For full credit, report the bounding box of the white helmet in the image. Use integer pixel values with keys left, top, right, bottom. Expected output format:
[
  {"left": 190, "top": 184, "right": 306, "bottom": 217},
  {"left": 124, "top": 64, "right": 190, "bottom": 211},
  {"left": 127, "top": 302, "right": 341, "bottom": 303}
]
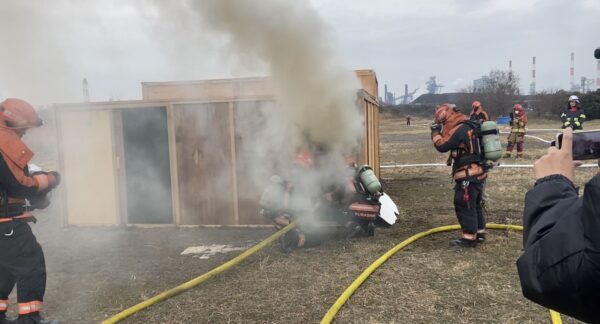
[{"left": 568, "top": 95, "right": 579, "bottom": 102}]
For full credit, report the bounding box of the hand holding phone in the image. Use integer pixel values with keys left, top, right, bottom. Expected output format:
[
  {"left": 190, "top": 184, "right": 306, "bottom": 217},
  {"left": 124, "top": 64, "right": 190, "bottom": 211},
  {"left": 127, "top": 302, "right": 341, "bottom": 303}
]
[
  {"left": 557, "top": 129, "right": 600, "bottom": 160},
  {"left": 535, "top": 128, "right": 576, "bottom": 181}
]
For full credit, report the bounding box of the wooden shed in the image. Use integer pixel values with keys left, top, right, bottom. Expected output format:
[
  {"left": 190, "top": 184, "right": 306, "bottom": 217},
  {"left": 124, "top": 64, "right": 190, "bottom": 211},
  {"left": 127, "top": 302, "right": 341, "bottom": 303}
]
[{"left": 54, "top": 70, "right": 379, "bottom": 226}]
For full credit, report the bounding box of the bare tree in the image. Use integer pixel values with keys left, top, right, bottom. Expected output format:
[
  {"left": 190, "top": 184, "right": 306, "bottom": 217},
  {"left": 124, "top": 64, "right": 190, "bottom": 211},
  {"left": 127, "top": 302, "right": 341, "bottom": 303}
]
[{"left": 461, "top": 70, "right": 520, "bottom": 117}]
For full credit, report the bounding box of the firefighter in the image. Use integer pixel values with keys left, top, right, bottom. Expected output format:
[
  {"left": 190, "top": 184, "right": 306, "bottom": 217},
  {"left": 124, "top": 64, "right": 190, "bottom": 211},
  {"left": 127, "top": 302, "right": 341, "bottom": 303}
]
[
  {"left": 560, "top": 95, "right": 586, "bottom": 130},
  {"left": 469, "top": 101, "right": 489, "bottom": 124},
  {"left": 431, "top": 104, "right": 488, "bottom": 247},
  {"left": 504, "top": 104, "right": 527, "bottom": 158},
  {"left": 0, "top": 99, "right": 60, "bottom": 324},
  {"left": 517, "top": 127, "right": 600, "bottom": 323}
]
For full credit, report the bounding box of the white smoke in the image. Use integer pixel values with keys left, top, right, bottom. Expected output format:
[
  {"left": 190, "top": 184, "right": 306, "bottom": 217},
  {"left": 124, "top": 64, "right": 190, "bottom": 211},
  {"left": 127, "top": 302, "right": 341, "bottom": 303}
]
[{"left": 190, "top": 0, "right": 363, "bottom": 153}]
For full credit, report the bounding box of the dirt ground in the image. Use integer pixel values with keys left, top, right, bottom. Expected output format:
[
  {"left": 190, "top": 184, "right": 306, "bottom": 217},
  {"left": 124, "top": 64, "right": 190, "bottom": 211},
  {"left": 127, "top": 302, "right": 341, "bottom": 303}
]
[{"left": 6, "top": 112, "right": 598, "bottom": 323}]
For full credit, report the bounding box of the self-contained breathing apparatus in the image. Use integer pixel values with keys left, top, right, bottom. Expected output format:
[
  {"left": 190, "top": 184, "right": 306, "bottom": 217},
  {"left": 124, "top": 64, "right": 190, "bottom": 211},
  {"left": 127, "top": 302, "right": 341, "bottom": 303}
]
[{"left": 259, "top": 162, "right": 397, "bottom": 251}]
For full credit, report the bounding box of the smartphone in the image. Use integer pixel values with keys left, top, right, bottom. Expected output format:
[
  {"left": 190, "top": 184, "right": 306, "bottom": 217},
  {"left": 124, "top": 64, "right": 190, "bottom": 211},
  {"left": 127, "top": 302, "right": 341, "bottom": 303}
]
[{"left": 557, "top": 130, "right": 600, "bottom": 160}]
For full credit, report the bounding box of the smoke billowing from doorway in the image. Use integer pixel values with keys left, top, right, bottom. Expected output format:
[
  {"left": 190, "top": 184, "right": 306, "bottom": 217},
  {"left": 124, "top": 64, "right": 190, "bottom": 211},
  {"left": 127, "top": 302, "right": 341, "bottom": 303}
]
[{"left": 189, "top": 0, "right": 363, "bottom": 153}]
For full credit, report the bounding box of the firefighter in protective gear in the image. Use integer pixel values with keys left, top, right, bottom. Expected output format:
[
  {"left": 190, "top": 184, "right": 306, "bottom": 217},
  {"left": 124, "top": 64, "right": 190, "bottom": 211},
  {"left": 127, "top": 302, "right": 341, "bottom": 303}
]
[
  {"left": 504, "top": 104, "right": 527, "bottom": 158},
  {"left": 469, "top": 101, "right": 489, "bottom": 124},
  {"left": 560, "top": 95, "right": 586, "bottom": 130},
  {"left": 0, "top": 99, "right": 60, "bottom": 324},
  {"left": 431, "top": 104, "right": 488, "bottom": 247}
]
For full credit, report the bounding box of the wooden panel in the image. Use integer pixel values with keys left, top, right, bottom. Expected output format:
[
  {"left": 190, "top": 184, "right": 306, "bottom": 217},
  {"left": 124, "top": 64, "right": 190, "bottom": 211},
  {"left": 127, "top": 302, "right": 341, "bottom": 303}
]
[
  {"left": 233, "top": 101, "right": 276, "bottom": 224},
  {"left": 59, "top": 110, "right": 119, "bottom": 225},
  {"left": 174, "top": 103, "right": 235, "bottom": 225}
]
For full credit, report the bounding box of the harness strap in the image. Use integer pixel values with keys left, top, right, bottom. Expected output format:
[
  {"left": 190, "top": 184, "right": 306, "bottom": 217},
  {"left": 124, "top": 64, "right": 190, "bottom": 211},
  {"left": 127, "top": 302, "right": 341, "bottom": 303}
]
[{"left": 0, "top": 212, "right": 35, "bottom": 223}]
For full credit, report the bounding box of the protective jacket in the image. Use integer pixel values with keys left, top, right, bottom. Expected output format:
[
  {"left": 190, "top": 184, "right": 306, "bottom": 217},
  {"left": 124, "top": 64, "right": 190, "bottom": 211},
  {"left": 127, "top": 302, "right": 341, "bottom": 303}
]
[
  {"left": 517, "top": 174, "right": 600, "bottom": 323},
  {"left": 0, "top": 126, "right": 51, "bottom": 214},
  {"left": 560, "top": 103, "right": 586, "bottom": 130},
  {"left": 432, "top": 121, "right": 487, "bottom": 182},
  {"left": 510, "top": 114, "right": 527, "bottom": 134},
  {"left": 469, "top": 107, "right": 489, "bottom": 124}
]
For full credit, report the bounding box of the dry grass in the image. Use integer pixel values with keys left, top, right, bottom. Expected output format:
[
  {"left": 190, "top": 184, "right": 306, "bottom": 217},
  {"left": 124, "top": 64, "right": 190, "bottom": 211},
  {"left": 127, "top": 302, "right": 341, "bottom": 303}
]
[{"left": 117, "top": 113, "right": 592, "bottom": 323}]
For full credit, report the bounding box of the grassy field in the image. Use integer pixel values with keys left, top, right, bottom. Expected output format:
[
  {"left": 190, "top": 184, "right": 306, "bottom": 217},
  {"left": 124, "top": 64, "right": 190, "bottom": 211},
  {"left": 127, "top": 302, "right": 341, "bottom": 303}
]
[{"left": 33, "top": 112, "right": 598, "bottom": 323}]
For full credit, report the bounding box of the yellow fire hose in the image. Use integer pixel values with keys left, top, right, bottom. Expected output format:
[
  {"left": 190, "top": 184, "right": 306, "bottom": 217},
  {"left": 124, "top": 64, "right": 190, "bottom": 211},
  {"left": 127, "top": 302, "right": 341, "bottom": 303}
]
[
  {"left": 321, "top": 223, "right": 563, "bottom": 324},
  {"left": 101, "top": 220, "right": 298, "bottom": 324}
]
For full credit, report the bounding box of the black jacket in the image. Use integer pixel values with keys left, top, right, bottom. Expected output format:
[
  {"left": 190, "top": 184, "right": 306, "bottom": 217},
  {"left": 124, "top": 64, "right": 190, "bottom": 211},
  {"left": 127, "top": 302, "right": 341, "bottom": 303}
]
[
  {"left": 560, "top": 103, "right": 586, "bottom": 130},
  {"left": 517, "top": 174, "right": 600, "bottom": 323}
]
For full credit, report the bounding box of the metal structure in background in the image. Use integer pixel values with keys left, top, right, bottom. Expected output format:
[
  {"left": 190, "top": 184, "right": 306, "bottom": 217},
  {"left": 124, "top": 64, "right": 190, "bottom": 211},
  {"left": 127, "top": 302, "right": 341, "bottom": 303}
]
[
  {"left": 382, "top": 83, "right": 418, "bottom": 106},
  {"left": 426, "top": 76, "right": 443, "bottom": 95},
  {"left": 529, "top": 56, "right": 536, "bottom": 95},
  {"left": 82, "top": 78, "right": 90, "bottom": 102}
]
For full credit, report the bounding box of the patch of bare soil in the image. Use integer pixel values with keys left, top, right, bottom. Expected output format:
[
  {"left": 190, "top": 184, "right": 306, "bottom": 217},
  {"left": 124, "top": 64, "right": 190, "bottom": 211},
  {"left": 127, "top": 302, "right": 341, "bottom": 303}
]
[{"left": 14, "top": 112, "right": 593, "bottom": 323}]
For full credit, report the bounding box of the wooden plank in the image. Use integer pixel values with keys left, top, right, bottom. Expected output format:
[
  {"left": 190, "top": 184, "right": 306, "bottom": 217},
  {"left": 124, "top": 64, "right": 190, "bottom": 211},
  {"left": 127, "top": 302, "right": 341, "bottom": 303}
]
[
  {"left": 166, "top": 104, "right": 181, "bottom": 225},
  {"left": 174, "top": 103, "right": 235, "bottom": 225},
  {"left": 232, "top": 101, "right": 275, "bottom": 225},
  {"left": 59, "top": 110, "right": 119, "bottom": 225},
  {"left": 112, "top": 110, "right": 127, "bottom": 225},
  {"left": 228, "top": 101, "right": 240, "bottom": 225}
]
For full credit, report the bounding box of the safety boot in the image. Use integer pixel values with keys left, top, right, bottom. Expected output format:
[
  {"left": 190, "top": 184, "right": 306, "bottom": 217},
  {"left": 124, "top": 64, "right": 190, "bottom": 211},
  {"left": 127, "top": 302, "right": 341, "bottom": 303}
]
[
  {"left": 503, "top": 152, "right": 512, "bottom": 158},
  {"left": 17, "top": 313, "right": 59, "bottom": 324},
  {"left": 516, "top": 153, "right": 524, "bottom": 159},
  {"left": 476, "top": 232, "right": 486, "bottom": 243},
  {"left": 450, "top": 238, "right": 477, "bottom": 248},
  {"left": 0, "top": 313, "right": 16, "bottom": 324}
]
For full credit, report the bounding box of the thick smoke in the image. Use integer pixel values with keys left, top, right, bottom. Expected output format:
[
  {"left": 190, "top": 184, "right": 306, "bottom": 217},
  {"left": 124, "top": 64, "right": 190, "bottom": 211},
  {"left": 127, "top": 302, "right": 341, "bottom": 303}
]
[{"left": 190, "top": 0, "right": 363, "bottom": 153}]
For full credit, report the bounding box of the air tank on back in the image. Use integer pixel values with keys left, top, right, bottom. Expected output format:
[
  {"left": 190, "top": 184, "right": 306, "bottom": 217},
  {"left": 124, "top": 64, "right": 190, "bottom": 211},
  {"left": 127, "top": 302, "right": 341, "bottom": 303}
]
[
  {"left": 481, "top": 121, "right": 502, "bottom": 161},
  {"left": 358, "top": 165, "right": 381, "bottom": 194}
]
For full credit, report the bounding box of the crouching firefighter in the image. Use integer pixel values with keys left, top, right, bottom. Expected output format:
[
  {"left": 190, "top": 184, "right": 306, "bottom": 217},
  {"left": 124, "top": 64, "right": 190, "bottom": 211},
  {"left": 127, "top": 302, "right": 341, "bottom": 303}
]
[
  {"left": 0, "top": 99, "right": 60, "bottom": 324},
  {"left": 431, "top": 104, "right": 489, "bottom": 247},
  {"left": 259, "top": 150, "right": 322, "bottom": 252}
]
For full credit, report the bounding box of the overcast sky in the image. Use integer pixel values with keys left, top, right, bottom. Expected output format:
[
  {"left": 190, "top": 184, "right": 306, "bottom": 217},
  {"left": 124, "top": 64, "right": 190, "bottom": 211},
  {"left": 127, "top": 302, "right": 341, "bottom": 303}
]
[{"left": 0, "top": 0, "right": 598, "bottom": 104}]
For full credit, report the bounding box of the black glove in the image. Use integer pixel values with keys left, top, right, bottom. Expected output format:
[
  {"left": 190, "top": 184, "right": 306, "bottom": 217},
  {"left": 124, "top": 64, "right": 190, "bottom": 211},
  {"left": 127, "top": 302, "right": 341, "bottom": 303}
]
[
  {"left": 430, "top": 123, "right": 442, "bottom": 133},
  {"left": 48, "top": 171, "right": 61, "bottom": 187},
  {"left": 29, "top": 193, "right": 51, "bottom": 210}
]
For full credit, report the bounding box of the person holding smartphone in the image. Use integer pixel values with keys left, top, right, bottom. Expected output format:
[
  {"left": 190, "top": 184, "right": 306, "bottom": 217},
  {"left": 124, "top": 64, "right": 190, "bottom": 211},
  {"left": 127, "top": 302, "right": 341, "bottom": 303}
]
[
  {"left": 560, "top": 95, "right": 586, "bottom": 130},
  {"left": 517, "top": 127, "right": 600, "bottom": 323}
]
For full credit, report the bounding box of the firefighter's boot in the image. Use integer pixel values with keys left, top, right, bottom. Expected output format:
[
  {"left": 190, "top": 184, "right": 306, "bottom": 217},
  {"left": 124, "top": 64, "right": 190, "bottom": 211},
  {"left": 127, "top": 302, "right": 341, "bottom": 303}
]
[
  {"left": 0, "top": 313, "right": 16, "bottom": 324},
  {"left": 476, "top": 232, "right": 486, "bottom": 243},
  {"left": 450, "top": 238, "right": 477, "bottom": 248},
  {"left": 17, "top": 313, "right": 59, "bottom": 324}
]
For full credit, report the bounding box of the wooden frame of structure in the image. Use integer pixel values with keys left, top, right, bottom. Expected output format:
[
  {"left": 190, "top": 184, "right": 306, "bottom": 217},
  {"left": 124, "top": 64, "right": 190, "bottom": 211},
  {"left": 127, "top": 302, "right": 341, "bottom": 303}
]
[{"left": 54, "top": 71, "right": 380, "bottom": 226}]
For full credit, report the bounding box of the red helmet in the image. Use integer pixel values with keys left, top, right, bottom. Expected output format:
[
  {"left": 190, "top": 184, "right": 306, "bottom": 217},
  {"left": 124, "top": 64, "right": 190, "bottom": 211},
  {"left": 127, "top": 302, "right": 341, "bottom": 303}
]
[
  {"left": 294, "top": 150, "right": 313, "bottom": 169},
  {"left": 0, "top": 98, "right": 42, "bottom": 129},
  {"left": 513, "top": 103, "right": 523, "bottom": 111},
  {"left": 434, "top": 103, "right": 457, "bottom": 123},
  {"left": 472, "top": 101, "right": 481, "bottom": 108}
]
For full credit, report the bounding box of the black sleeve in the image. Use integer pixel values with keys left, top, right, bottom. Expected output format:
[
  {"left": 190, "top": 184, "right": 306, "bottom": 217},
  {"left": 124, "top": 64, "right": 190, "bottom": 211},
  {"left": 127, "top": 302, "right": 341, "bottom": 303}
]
[
  {"left": 582, "top": 174, "right": 600, "bottom": 252},
  {"left": 434, "top": 125, "right": 467, "bottom": 153},
  {"left": 517, "top": 174, "right": 600, "bottom": 323},
  {"left": 0, "top": 155, "right": 40, "bottom": 199}
]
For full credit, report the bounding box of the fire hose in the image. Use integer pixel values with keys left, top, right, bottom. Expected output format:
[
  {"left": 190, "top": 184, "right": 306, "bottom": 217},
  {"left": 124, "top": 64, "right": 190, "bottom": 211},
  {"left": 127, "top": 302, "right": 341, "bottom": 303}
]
[
  {"left": 320, "top": 224, "right": 563, "bottom": 324},
  {"left": 101, "top": 220, "right": 298, "bottom": 324}
]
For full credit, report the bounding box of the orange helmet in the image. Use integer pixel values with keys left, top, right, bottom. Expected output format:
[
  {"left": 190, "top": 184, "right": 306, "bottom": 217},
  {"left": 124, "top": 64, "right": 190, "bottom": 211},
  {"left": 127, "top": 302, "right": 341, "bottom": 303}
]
[
  {"left": 294, "top": 150, "right": 313, "bottom": 169},
  {"left": 0, "top": 98, "right": 42, "bottom": 129},
  {"left": 434, "top": 103, "right": 457, "bottom": 123}
]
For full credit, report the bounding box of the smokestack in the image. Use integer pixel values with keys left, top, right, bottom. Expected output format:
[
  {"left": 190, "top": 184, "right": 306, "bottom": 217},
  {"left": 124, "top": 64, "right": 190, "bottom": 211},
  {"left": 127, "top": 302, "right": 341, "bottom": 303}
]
[
  {"left": 509, "top": 60, "right": 513, "bottom": 81},
  {"left": 82, "top": 78, "right": 89, "bottom": 102},
  {"left": 570, "top": 52, "right": 575, "bottom": 89},
  {"left": 597, "top": 59, "right": 600, "bottom": 91},
  {"left": 384, "top": 84, "right": 388, "bottom": 105},
  {"left": 404, "top": 84, "right": 408, "bottom": 104},
  {"left": 530, "top": 56, "right": 536, "bottom": 95}
]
